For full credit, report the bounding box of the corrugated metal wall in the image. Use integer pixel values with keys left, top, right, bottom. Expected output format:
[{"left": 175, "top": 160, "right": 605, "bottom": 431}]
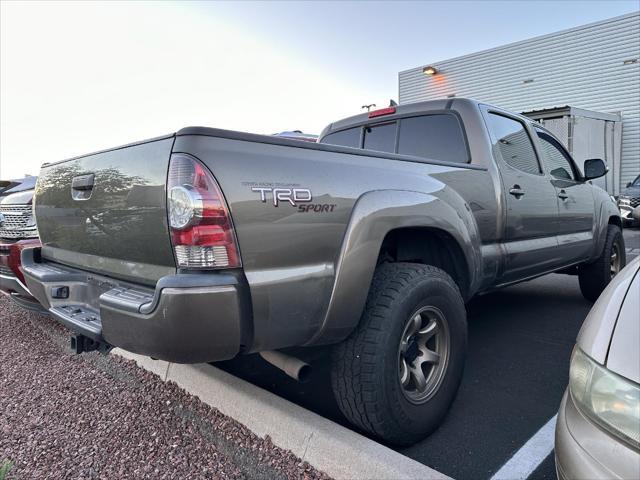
[{"left": 398, "top": 12, "right": 640, "bottom": 189}]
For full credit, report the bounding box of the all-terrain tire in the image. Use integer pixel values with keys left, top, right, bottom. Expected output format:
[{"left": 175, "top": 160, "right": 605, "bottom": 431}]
[
  {"left": 331, "top": 262, "right": 467, "bottom": 446},
  {"left": 578, "top": 224, "right": 626, "bottom": 302}
]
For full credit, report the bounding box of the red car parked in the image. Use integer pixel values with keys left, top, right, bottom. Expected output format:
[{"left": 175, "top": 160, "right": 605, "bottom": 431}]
[{"left": 0, "top": 176, "right": 44, "bottom": 312}]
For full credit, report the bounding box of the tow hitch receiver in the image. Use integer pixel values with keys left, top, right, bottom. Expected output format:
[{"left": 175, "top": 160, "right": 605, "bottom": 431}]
[{"left": 70, "top": 334, "right": 112, "bottom": 355}]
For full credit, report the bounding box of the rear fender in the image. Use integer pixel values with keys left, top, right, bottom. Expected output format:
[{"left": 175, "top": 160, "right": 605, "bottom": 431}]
[{"left": 305, "top": 188, "right": 481, "bottom": 345}]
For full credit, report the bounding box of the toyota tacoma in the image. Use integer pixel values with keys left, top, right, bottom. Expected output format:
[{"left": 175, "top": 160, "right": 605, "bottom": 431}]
[{"left": 23, "top": 98, "right": 624, "bottom": 445}]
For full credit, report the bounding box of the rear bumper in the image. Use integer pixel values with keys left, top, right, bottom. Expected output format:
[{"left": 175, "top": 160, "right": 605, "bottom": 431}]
[{"left": 22, "top": 248, "right": 248, "bottom": 363}]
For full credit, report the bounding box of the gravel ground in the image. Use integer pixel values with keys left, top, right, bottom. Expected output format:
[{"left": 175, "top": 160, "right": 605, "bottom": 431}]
[{"left": 0, "top": 295, "right": 331, "bottom": 480}]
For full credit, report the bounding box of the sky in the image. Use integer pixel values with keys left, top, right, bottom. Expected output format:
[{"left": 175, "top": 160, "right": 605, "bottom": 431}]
[{"left": 1, "top": 0, "right": 638, "bottom": 179}]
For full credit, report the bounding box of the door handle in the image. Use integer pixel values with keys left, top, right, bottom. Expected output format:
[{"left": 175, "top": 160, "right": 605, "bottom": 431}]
[
  {"left": 71, "top": 174, "right": 95, "bottom": 200},
  {"left": 71, "top": 174, "right": 95, "bottom": 191},
  {"left": 558, "top": 190, "right": 569, "bottom": 200},
  {"left": 509, "top": 185, "right": 525, "bottom": 198}
]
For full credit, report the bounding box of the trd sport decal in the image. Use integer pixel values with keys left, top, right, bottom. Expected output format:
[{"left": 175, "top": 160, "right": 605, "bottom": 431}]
[{"left": 245, "top": 184, "right": 336, "bottom": 212}]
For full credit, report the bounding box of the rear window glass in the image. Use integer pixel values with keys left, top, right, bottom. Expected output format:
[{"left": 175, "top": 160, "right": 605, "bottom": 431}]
[
  {"left": 322, "top": 127, "right": 361, "bottom": 148},
  {"left": 398, "top": 115, "right": 468, "bottom": 163},
  {"left": 363, "top": 122, "right": 397, "bottom": 153}
]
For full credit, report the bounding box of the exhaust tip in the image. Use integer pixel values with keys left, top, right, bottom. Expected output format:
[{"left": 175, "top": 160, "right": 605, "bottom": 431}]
[
  {"left": 260, "top": 350, "right": 312, "bottom": 383},
  {"left": 297, "top": 364, "right": 312, "bottom": 383}
]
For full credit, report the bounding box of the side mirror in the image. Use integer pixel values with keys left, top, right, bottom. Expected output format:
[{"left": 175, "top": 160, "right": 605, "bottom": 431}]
[
  {"left": 584, "top": 158, "right": 607, "bottom": 180},
  {"left": 626, "top": 182, "right": 632, "bottom": 188}
]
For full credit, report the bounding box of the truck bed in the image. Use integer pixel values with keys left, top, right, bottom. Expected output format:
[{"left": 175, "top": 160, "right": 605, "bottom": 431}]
[{"left": 32, "top": 125, "right": 495, "bottom": 354}]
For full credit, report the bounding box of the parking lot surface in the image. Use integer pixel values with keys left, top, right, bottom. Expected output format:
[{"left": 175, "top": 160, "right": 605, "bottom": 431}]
[
  {"left": 0, "top": 296, "right": 330, "bottom": 480},
  {"left": 219, "top": 228, "right": 640, "bottom": 480},
  {"left": 2, "top": 229, "right": 636, "bottom": 479}
]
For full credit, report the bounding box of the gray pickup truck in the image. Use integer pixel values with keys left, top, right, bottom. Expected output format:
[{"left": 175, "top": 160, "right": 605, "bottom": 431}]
[{"left": 23, "top": 98, "right": 623, "bottom": 445}]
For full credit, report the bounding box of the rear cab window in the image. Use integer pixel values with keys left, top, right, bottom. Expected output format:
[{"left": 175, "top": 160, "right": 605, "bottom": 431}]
[
  {"left": 321, "top": 113, "right": 469, "bottom": 164},
  {"left": 321, "top": 127, "right": 361, "bottom": 148},
  {"left": 363, "top": 122, "right": 397, "bottom": 153},
  {"left": 398, "top": 115, "right": 468, "bottom": 163}
]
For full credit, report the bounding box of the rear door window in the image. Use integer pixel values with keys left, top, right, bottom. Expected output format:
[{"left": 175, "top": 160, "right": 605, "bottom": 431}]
[
  {"left": 322, "top": 127, "right": 361, "bottom": 148},
  {"left": 363, "top": 122, "right": 397, "bottom": 153},
  {"left": 398, "top": 115, "right": 468, "bottom": 163},
  {"left": 487, "top": 113, "right": 541, "bottom": 175}
]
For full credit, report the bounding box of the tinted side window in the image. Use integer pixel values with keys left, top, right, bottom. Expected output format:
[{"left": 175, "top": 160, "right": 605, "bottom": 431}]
[
  {"left": 536, "top": 130, "right": 576, "bottom": 180},
  {"left": 398, "top": 115, "right": 468, "bottom": 163},
  {"left": 487, "top": 113, "right": 540, "bottom": 175},
  {"left": 363, "top": 122, "right": 396, "bottom": 153},
  {"left": 322, "top": 127, "right": 361, "bottom": 148}
]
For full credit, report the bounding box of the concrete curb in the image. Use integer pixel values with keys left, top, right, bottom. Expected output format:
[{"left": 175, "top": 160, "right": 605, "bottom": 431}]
[{"left": 112, "top": 348, "right": 450, "bottom": 480}]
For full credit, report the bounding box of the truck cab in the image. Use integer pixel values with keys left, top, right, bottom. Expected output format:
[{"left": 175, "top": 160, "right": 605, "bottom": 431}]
[{"left": 319, "top": 99, "right": 620, "bottom": 292}]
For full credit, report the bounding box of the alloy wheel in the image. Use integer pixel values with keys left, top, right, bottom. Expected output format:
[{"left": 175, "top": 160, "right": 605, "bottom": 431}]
[
  {"left": 610, "top": 242, "right": 622, "bottom": 278},
  {"left": 398, "top": 306, "right": 450, "bottom": 404}
]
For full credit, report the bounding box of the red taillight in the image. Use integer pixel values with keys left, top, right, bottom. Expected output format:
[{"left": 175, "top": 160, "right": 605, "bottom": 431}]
[
  {"left": 368, "top": 107, "right": 396, "bottom": 118},
  {"left": 167, "top": 154, "right": 240, "bottom": 269}
]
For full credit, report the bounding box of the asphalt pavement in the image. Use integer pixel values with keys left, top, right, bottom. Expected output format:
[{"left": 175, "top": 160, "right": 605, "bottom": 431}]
[{"left": 218, "top": 228, "right": 640, "bottom": 480}]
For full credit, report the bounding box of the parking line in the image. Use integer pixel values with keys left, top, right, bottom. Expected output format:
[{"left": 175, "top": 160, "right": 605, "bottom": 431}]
[{"left": 490, "top": 415, "right": 557, "bottom": 480}]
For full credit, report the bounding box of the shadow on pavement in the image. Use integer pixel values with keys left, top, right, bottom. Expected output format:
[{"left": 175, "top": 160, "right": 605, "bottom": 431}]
[{"left": 216, "top": 273, "right": 593, "bottom": 480}]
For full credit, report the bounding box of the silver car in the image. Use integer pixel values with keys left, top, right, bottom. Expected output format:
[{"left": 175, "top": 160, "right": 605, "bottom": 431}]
[{"left": 556, "top": 256, "right": 640, "bottom": 479}]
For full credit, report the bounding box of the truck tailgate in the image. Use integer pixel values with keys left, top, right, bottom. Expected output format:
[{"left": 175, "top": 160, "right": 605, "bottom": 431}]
[{"left": 34, "top": 136, "right": 176, "bottom": 285}]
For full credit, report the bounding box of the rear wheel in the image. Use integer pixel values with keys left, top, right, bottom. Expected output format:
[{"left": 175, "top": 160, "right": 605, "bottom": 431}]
[
  {"left": 578, "top": 224, "right": 626, "bottom": 302},
  {"left": 331, "top": 262, "right": 467, "bottom": 446}
]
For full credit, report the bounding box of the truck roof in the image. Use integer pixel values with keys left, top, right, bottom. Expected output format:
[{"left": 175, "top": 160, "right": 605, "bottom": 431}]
[
  {"left": 320, "top": 97, "right": 534, "bottom": 138},
  {"left": 322, "top": 98, "right": 471, "bottom": 134}
]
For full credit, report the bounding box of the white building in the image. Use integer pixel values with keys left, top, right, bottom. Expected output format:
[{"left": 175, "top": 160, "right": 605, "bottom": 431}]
[{"left": 399, "top": 12, "right": 639, "bottom": 194}]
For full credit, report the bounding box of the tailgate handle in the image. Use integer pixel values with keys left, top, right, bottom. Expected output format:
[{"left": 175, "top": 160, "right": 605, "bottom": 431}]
[{"left": 72, "top": 174, "right": 95, "bottom": 191}]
